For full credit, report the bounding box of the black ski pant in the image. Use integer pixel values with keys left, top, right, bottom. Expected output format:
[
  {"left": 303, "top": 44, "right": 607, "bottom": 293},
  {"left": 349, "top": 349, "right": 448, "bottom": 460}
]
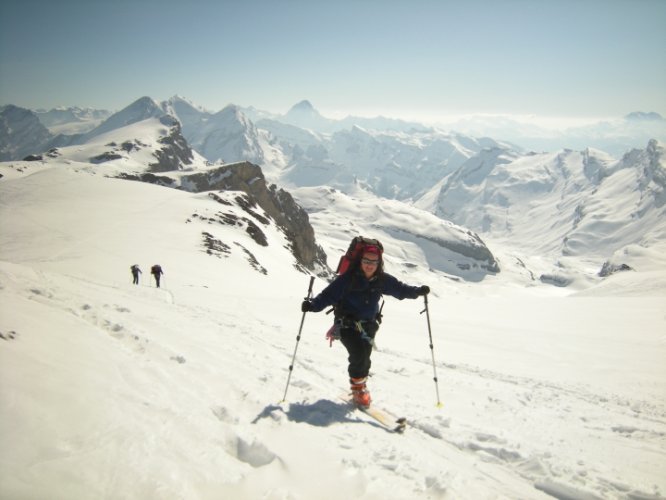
[{"left": 339, "top": 321, "right": 378, "bottom": 379}]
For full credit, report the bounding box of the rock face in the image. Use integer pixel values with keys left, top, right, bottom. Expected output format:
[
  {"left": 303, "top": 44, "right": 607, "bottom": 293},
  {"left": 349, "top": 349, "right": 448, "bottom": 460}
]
[
  {"left": 182, "top": 162, "right": 327, "bottom": 272},
  {"left": 598, "top": 262, "right": 633, "bottom": 277},
  {"left": 149, "top": 116, "right": 195, "bottom": 172},
  {"left": 419, "top": 232, "right": 500, "bottom": 273},
  {"left": 118, "top": 161, "right": 328, "bottom": 273}
]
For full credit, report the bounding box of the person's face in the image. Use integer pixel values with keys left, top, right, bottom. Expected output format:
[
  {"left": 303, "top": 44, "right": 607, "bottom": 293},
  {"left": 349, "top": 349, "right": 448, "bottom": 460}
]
[{"left": 360, "top": 252, "right": 380, "bottom": 278}]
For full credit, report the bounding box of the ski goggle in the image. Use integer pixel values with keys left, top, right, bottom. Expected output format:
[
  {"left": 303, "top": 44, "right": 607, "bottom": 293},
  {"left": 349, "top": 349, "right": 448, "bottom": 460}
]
[{"left": 361, "top": 258, "right": 380, "bottom": 266}]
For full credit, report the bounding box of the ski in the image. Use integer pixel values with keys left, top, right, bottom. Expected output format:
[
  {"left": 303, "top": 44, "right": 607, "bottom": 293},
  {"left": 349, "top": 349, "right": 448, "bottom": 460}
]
[{"left": 339, "top": 393, "right": 407, "bottom": 433}]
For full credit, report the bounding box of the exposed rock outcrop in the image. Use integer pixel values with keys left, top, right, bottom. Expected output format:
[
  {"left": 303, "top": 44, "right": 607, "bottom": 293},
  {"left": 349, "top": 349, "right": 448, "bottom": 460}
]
[
  {"left": 181, "top": 162, "right": 327, "bottom": 272},
  {"left": 117, "top": 161, "right": 327, "bottom": 273},
  {"left": 420, "top": 232, "right": 500, "bottom": 273},
  {"left": 598, "top": 262, "right": 633, "bottom": 277},
  {"left": 149, "top": 116, "right": 195, "bottom": 172}
]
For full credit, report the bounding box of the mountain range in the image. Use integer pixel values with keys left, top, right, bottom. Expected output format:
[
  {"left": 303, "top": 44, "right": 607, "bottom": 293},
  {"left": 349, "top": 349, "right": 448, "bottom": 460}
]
[
  {"left": 1, "top": 96, "right": 664, "bottom": 290},
  {"left": 3, "top": 128, "right": 665, "bottom": 499},
  {"left": 2, "top": 96, "right": 666, "bottom": 499},
  {"left": 3, "top": 85, "right": 666, "bottom": 500}
]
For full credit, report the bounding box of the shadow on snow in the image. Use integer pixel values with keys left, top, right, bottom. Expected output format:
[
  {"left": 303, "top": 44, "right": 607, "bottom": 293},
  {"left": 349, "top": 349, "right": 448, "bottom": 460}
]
[{"left": 253, "top": 399, "right": 388, "bottom": 431}]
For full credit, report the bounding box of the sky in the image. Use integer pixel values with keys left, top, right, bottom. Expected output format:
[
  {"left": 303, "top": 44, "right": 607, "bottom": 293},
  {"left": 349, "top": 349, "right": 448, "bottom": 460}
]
[{"left": 1, "top": 0, "right": 665, "bottom": 125}]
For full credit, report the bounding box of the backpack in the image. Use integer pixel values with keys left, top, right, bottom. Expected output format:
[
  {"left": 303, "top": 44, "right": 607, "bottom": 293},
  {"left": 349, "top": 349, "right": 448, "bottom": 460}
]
[
  {"left": 151, "top": 265, "right": 162, "bottom": 274},
  {"left": 327, "top": 236, "right": 385, "bottom": 346},
  {"left": 335, "top": 236, "right": 383, "bottom": 275},
  {"left": 332, "top": 236, "right": 385, "bottom": 319}
]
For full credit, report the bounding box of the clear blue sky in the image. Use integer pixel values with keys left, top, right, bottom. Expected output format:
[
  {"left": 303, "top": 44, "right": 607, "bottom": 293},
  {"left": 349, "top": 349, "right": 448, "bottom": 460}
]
[{"left": 1, "top": 0, "right": 664, "bottom": 123}]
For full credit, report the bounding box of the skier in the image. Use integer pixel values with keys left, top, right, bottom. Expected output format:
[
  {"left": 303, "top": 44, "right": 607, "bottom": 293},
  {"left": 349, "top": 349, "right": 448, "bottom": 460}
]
[
  {"left": 301, "top": 244, "right": 429, "bottom": 407},
  {"left": 151, "top": 264, "right": 164, "bottom": 288},
  {"left": 130, "top": 264, "right": 141, "bottom": 285}
]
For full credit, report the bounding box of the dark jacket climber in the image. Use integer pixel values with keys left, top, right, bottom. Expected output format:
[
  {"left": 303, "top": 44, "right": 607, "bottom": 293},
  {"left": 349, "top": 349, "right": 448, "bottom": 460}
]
[
  {"left": 130, "top": 265, "right": 142, "bottom": 285},
  {"left": 301, "top": 244, "right": 429, "bottom": 407},
  {"left": 151, "top": 265, "right": 164, "bottom": 288}
]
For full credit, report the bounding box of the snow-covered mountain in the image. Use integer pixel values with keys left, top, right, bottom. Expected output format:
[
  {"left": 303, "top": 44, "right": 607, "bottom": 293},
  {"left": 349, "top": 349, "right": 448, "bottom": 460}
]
[
  {"left": 34, "top": 106, "right": 111, "bottom": 135},
  {"left": 1, "top": 117, "right": 330, "bottom": 275},
  {"left": 276, "top": 100, "right": 429, "bottom": 135},
  {"left": 1, "top": 117, "right": 498, "bottom": 280},
  {"left": 281, "top": 100, "right": 336, "bottom": 133},
  {"left": 2, "top": 95, "right": 665, "bottom": 289},
  {"left": 2, "top": 123, "right": 665, "bottom": 499},
  {"left": 53, "top": 112, "right": 196, "bottom": 174},
  {"left": 293, "top": 186, "right": 499, "bottom": 281},
  {"left": 256, "top": 117, "right": 512, "bottom": 200},
  {"left": 159, "top": 96, "right": 266, "bottom": 166},
  {"left": 12, "top": 97, "right": 666, "bottom": 164},
  {"left": 0, "top": 105, "right": 53, "bottom": 161},
  {"left": 80, "top": 96, "right": 167, "bottom": 142},
  {"left": 2, "top": 95, "right": 666, "bottom": 499},
  {"left": 415, "top": 140, "right": 666, "bottom": 286},
  {"left": 2, "top": 97, "right": 182, "bottom": 161},
  {"left": 5, "top": 97, "right": 513, "bottom": 200}
]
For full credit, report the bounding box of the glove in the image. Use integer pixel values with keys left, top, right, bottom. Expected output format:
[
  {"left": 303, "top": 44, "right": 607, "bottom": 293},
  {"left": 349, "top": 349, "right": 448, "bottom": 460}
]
[
  {"left": 301, "top": 300, "right": 313, "bottom": 313},
  {"left": 418, "top": 285, "right": 430, "bottom": 296}
]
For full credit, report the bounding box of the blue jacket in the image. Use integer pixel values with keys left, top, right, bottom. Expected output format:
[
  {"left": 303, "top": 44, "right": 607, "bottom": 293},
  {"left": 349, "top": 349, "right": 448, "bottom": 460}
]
[{"left": 309, "top": 269, "right": 422, "bottom": 321}]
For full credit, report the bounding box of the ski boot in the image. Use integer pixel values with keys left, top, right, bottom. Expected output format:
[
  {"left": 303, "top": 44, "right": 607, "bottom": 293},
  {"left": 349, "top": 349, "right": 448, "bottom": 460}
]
[{"left": 350, "top": 377, "right": 371, "bottom": 408}]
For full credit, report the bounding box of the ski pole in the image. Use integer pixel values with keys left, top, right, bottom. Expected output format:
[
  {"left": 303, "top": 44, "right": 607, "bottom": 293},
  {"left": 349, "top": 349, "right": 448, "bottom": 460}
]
[
  {"left": 281, "top": 275, "right": 315, "bottom": 403},
  {"left": 420, "top": 293, "right": 442, "bottom": 407}
]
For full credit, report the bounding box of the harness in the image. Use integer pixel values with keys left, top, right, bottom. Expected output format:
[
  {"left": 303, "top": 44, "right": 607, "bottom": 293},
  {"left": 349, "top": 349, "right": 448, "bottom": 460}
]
[{"left": 325, "top": 317, "right": 376, "bottom": 347}]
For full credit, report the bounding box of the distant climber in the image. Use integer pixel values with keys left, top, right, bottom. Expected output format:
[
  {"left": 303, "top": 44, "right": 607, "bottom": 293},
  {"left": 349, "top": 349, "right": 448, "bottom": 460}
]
[
  {"left": 151, "top": 264, "right": 164, "bottom": 288},
  {"left": 130, "top": 264, "right": 142, "bottom": 285}
]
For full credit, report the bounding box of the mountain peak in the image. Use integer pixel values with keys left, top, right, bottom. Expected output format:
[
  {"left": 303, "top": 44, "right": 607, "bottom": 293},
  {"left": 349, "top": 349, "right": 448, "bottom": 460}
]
[
  {"left": 79, "top": 96, "right": 168, "bottom": 142},
  {"left": 282, "top": 100, "right": 333, "bottom": 131},
  {"left": 219, "top": 103, "right": 242, "bottom": 114},
  {"left": 167, "top": 95, "right": 205, "bottom": 111},
  {"left": 289, "top": 100, "right": 316, "bottom": 113},
  {"left": 129, "top": 96, "right": 162, "bottom": 111}
]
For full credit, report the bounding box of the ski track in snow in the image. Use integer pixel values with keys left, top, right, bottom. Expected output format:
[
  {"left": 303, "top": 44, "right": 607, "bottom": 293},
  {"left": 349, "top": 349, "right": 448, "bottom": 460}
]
[
  {"left": 2, "top": 261, "right": 665, "bottom": 499},
  {"left": 284, "top": 340, "right": 666, "bottom": 500},
  {"left": 2, "top": 258, "right": 666, "bottom": 499},
  {"left": 233, "top": 296, "right": 665, "bottom": 498}
]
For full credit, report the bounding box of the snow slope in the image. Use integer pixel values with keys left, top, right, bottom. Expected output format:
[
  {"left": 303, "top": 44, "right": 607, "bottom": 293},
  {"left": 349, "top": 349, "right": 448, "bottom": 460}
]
[{"left": 1, "top": 158, "right": 665, "bottom": 499}]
